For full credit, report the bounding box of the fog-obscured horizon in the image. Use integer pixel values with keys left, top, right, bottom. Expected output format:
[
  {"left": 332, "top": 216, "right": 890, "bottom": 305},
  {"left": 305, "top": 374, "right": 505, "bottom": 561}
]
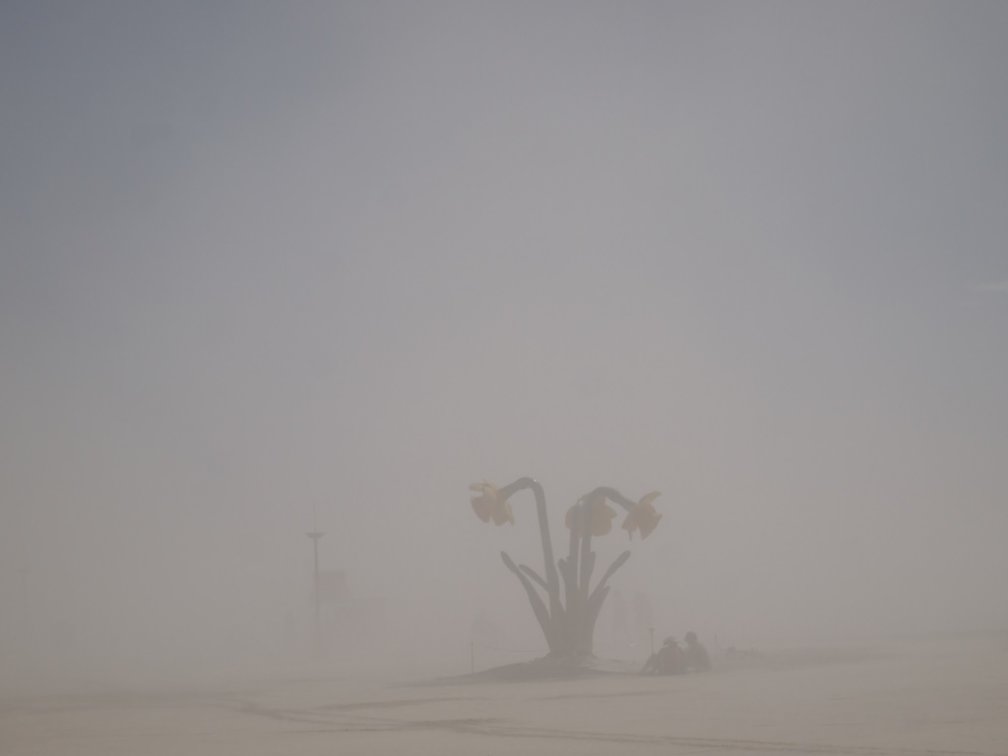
[{"left": 2, "top": 2, "right": 1006, "bottom": 687}]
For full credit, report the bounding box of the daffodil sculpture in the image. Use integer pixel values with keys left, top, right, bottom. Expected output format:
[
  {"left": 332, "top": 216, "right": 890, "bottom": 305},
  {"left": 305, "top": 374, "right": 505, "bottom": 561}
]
[{"left": 470, "top": 478, "right": 662, "bottom": 659}]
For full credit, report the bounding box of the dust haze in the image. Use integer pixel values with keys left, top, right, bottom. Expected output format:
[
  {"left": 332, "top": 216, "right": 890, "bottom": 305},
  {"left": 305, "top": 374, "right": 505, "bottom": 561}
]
[{"left": 2, "top": 3, "right": 1007, "bottom": 754}]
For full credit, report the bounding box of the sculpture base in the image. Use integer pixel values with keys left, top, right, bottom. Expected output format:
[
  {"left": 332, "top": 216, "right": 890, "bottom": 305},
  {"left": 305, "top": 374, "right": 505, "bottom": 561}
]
[{"left": 455, "top": 654, "right": 639, "bottom": 683}]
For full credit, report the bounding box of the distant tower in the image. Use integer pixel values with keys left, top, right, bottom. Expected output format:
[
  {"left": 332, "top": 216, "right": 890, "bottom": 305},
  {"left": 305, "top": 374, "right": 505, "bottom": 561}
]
[{"left": 306, "top": 505, "right": 324, "bottom": 650}]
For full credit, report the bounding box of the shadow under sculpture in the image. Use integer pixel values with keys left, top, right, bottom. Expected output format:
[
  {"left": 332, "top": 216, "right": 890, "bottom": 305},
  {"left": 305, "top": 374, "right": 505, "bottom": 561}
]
[{"left": 470, "top": 477, "right": 662, "bottom": 661}]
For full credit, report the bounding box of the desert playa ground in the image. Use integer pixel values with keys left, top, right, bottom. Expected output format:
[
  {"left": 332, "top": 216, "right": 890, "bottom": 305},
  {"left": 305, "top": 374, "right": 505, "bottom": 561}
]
[{"left": 3, "top": 635, "right": 1008, "bottom": 756}]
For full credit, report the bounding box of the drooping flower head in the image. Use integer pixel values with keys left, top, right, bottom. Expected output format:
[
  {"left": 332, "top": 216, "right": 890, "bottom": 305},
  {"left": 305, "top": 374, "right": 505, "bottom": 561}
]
[
  {"left": 622, "top": 491, "right": 662, "bottom": 540},
  {"left": 565, "top": 492, "right": 617, "bottom": 536},
  {"left": 469, "top": 481, "right": 514, "bottom": 525}
]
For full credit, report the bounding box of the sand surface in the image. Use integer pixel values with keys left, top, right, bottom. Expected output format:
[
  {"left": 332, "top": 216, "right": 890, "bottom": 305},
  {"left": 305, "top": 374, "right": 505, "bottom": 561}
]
[{"left": 4, "top": 637, "right": 1008, "bottom": 755}]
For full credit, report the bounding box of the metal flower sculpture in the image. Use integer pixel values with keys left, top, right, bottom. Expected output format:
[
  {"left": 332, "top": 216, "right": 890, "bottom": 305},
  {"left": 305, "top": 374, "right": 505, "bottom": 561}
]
[
  {"left": 622, "top": 491, "right": 662, "bottom": 540},
  {"left": 469, "top": 478, "right": 662, "bottom": 659},
  {"left": 470, "top": 482, "right": 514, "bottom": 525}
]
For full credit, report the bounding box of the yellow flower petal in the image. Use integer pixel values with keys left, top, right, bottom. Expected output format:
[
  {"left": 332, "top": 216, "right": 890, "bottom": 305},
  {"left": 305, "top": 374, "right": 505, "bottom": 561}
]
[
  {"left": 469, "top": 481, "right": 513, "bottom": 526},
  {"left": 590, "top": 501, "right": 617, "bottom": 536},
  {"left": 490, "top": 499, "right": 514, "bottom": 526},
  {"left": 622, "top": 492, "right": 662, "bottom": 539},
  {"left": 472, "top": 496, "right": 494, "bottom": 522}
]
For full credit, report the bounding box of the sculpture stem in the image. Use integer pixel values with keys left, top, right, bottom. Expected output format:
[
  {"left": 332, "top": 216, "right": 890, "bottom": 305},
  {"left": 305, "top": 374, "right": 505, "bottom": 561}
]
[{"left": 499, "top": 477, "right": 563, "bottom": 641}]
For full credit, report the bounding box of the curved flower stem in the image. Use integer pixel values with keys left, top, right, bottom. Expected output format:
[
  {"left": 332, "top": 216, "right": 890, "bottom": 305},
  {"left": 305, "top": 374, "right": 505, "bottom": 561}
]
[
  {"left": 571, "top": 486, "right": 638, "bottom": 656},
  {"left": 575, "top": 487, "right": 636, "bottom": 598},
  {"left": 563, "top": 505, "right": 581, "bottom": 610},
  {"left": 579, "top": 530, "right": 594, "bottom": 600},
  {"left": 498, "top": 478, "right": 563, "bottom": 636},
  {"left": 559, "top": 502, "right": 585, "bottom": 652},
  {"left": 583, "top": 486, "right": 637, "bottom": 514},
  {"left": 501, "top": 552, "right": 556, "bottom": 652}
]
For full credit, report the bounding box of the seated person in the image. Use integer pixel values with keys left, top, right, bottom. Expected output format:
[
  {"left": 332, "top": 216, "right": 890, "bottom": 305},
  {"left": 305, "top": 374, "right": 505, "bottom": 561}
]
[
  {"left": 683, "top": 631, "right": 711, "bottom": 672},
  {"left": 641, "top": 637, "right": 686, "bottom": 675}
]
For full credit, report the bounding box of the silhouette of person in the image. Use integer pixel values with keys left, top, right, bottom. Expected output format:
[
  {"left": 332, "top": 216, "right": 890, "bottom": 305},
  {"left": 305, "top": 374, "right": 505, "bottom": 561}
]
[
  {"left": 683, "top": 631, "right": 711, "bottom": 672},
  {"left": 641, "top": 636, "right": 687, "bottom": 675}
]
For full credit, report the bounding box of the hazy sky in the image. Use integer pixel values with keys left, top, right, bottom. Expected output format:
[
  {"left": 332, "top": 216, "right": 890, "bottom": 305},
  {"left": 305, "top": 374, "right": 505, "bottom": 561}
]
[{"left": 2, "top": 2, "right": 1007, "bottom": 674}]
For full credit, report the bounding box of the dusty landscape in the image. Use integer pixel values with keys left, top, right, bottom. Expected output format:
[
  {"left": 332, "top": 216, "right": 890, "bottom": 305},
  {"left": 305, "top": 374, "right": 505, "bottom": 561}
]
[
  {"left": 4, "top": 4, "right": 1008, "bottom": 756},
  {"left": 5, "top": 635, "right": 1008, "bottom": 756}
]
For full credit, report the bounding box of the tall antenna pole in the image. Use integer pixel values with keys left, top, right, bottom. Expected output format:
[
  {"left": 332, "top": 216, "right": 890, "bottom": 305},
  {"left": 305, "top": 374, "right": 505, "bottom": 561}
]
[
  {"left": 17, "top": 567, "right": 29, "bottom": 621},
  {"left": 306, "top": 504, "right": 324, "bottom": 653}
]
